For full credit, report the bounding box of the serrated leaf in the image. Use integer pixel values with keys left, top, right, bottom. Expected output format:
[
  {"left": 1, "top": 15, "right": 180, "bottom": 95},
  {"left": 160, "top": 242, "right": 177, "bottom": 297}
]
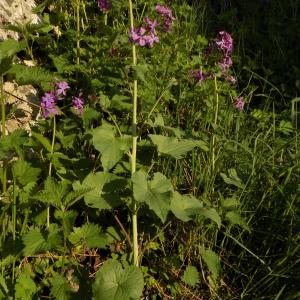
[
  {"left": 0, "top": 39, "right": 25, "bottom": 61},
  {"left": 13, "top": 159, "right": 41, "bottom": 187},
  {"left": 149, "top": 135, "right": 196, "bottom": 159},
  {"left": 170, "top": 192, "right": 203, "bottom": 222},
  {"left": 31, "top": 132, "right": 52, "bottom": 152},
  {"left": 69, "top": 223, "right": 109, "bottom": 249},
  {"left": 132, "top": 171, "right": 173, "bottom": 222},
  {"left": 50, "top": 273, "right": 73, "bottom": 300},
  {"left": 7, "top": 64, "right": 54, "bottom": 86},
  {"left": 15, "top": 270, "right": 37, "bottom": 300},
  {"left": 92, "top": 259, "right": 144, "bottom": 300},
  {"left": 22, "top": 224, "right": 62, "bottom": 255},
  {"left": 55, "top": 210, "right": 78, "bottom": 236},
  {"left": 220, "top": 168, "right": 245, "bottom": 189},
  {"left": 82, "top": 172, "right": 126, "bottom": 210},
  {"left": 93, "top": 124, "right": 131, "bottom": 171},
  {"left": 182, "top": 266, "right": 200, "bottom": 287},
  {"left": 199, "top": 248, "right": 221, "bottom": 279},
  {"left": 197, "top": 208, "right": 221, "bottom": 228},
  {"left": 226, "top": 211, "right": 250, "bottom": 231}
]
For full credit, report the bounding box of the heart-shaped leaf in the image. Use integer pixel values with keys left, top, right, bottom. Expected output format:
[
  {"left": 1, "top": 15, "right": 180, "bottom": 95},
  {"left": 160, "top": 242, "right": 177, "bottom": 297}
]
[{"left": 92, "top": 259, "right": 144, "bottom": 300}]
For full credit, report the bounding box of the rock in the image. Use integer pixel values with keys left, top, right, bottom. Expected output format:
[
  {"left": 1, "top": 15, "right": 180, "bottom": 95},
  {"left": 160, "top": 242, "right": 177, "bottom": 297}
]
[{"left": 0, "top": 0, "right": 40, "bottom": 40}]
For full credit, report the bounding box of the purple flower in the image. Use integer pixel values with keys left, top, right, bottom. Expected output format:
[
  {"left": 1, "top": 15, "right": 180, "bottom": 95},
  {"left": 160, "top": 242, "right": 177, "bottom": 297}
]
[
  {"left": 129, "top": 27, "right": 159, "bottom": 48},
  {"left": 97, "top": 0, "right": 112, "bottom": 12},
  {"left": 156, "top": 3, "right": 176, "bottom": 32},
  {"left": 215, "top": 31, "right": 233, "bottom": 55},
  {"left": 156, "top": 4, "right": 173, "bottom": 18},
  {"left": 55, "top": 81, "right": 70, "bottom": 96},
  {"left": 218, "top": 55, "right": 233, "bottom": 72},
  {"left": 225, "top": 75, "right": 237, "bottom": 84},
  {"left": 72, "top": 96, "right": 84, "bottom": 115},
  {"left": 41, "top": 91, "right": 58, "bottom": 118},
  {"left": 144, "top": 17, "right": 159, "bottom": 33},
  {"left": 234, "top": 96, "right": 245, "bottom": 111},
  {"left": 190, "top": 70, "right": 211, "bottom": 83}
]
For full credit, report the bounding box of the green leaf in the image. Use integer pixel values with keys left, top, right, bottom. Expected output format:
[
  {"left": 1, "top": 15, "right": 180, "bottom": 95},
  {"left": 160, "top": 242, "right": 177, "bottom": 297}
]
[
  {"left": 69, "top": 223, "right": 109, "bottom": 249},
  {"left": 92, "top": 259, "right": 144, "bottom": 300},
  {"left": 182, "top": 266, "right": 200, "bottom": 287},
  {"left": 93, "top": 124, "right": 131, "bottom": 171},
  {"left": 6, "top": 64, "right": 55, "bottom": 86},
  {"left": 54, "top": 210, "right": 78, "bottom": 236},
  {"left": 197, "top": 208, "right": 221, "bottom": 228},
  {"left": 149, "top": 135, "right": 196, "bottom": 159},
  {"left": 22, "top": 224, "right": 62, "bottom": 255},
  {"left": 199, "top": 248, "right": 221, "bottom": 279},
  {"left": 15, "top": 269, "right": 37, "bottom": 300},
  {"left": 225, "top": 211, "right": 250, "bottom": 231},
  {"left": 36, "top": 177, "right": 71, "bottom": 208},
  {"left": 220, "top": 168, "right": 245, "bottom": 189},
  {"left": 31, "top": 132, "right": 52, "bottom": 152},
  {"left": 132, "top": 171, "right": 173, "bottom": 222},
  {"left": 13, "top": 159, "right": 41, "bottom": 187},
  {"left": 0, "top": 39, "right": 25, "bottom": 60},
  {"left": 82, "top": 172, "right": 126, "bottom": 210},
  {"left": 170, "top": 192, "right": 203, "bottom": 222},
  {"left": 50, "top": 273, "right": 73, "bottom": 300}
]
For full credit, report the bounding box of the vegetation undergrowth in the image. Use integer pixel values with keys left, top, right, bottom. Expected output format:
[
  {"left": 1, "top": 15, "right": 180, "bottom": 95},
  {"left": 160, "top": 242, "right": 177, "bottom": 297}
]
[{"left": 0, "top": 0, "right": 299, "bottom": 299}]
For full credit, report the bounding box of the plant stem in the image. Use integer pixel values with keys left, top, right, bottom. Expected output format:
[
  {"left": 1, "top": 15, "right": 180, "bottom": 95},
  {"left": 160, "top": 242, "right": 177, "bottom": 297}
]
[
  {"left": 47, "top": 116, "right": 56, "bottom": 227},
  {"left": 128, "top": 0, "right": 139, "bottom": 267},
  {"left": 212, "top": 76, "right": 219, "bottom": 175},
  {"left": 104, "top": 13, "right": 108, "bottom": 26},
  {"left": 76, "top": 0, "right": 81, "bottom": 66},
  {"left": 12, "top": 170, "right": 17, "bottom": 282}
]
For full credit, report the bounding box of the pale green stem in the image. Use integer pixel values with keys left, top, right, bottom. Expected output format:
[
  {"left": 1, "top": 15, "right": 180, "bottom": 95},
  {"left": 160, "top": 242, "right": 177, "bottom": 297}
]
[
  {"left": 76, "top": 0, "right": 80, "bottom": 66},
  {"left": 104, "top": 13, "right": 108, "bottom": 26},
  {"left": 47, "top": 116, "right": 56, "bottom": 227},
  {"left": 1, "top": 76, "right": 7, "bottom": 194},
  {"left": 12, "top": 170, "right": 16, "bottom": 282},
  {"left": 129, "top": 0, "right": 139, "bottom": 267},
  {"left": 212, "top": 76, "right": 219, "bottom": 175}
]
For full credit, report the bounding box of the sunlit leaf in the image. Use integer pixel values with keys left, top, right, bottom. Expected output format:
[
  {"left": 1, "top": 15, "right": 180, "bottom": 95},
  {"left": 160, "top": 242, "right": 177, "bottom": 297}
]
[
  {"left": 199, "top": 247, "right": 221, "bottom": 279},
  {"left": 182, "top": 266, "right": 200, "bottom": 287},
  {"left": 92, "top": 259, "right": 144, "bottom": 300},
  {"left": 132, "top": 170, "right": 173, "bottom": 222}
]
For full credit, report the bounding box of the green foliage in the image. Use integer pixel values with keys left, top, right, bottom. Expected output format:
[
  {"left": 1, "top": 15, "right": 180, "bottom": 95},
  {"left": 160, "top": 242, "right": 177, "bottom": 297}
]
[
  {"left": 182, "top": 266, "right": 200, "bottom": 287},
  {"left": 92, "top": 259, "right": 144, "bottom": 300},
  {"left": 92, "top": 124, "right": 131, "bottom": 171},
  {"left": 132, "top": 170, "right": 174, "bottom": 222},
  {"left": 15, "top": 268, "right": 37, "bottom": 300},
  {"left": 50, "top": 273, "right": 74, "bottom": 300}
]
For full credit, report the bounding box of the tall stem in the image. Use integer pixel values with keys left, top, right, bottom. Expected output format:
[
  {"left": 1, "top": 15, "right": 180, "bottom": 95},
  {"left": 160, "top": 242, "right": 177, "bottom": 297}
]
[
  {"left": 0, "top": 76, "right": 7, "bottom": 193},
  {"left": 12, "top": 170, "right": 16, "bottom": 282},
  {"left": 76, "top": 0, "right": 81, "bottom": 66},
  {"left": 129, "top": 0, "right": 139, "bottom": 267},
  {"left": 212, "top": 76, "right": 219, "bottom": 177},
  {"left": 47, "top": 116, "right": 56, "bottom": 227}
]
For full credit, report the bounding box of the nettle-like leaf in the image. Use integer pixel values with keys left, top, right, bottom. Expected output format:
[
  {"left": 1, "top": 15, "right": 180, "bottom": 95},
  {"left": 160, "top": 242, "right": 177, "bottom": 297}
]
[
  {"left": 14, "top": 268, "right": 37, "bottom": 300},
  {"left": 196, "top": 207, "right": 222, "bottom": 228},
  {"left": 170, "top": 192, "right": 203, "bottom": 222},
  {"left": 220, "top": 168, "right": 245, "bottom": 189},
  {"left": 149, "top": 135, "right": 196, "bottom": 159},
  {"left": 22, "top": 224, "right": 62, "bottom": 256},
  {"left": 6, "top": 64, "right": 55, "bottom": 86},
  {"left": 93, "top": 124, "right": 131, "bottom": 171},
  {"left": 132, "top": 170, "right": 174, "bottom": 222},
  {"left": 69, "top": 223, "right": 109, "bottom": 249},
  {"left": 92, "top": 259, "right": 144, "bottom": 300},
  {"left": 36, "top": 177, "right": 70, "bottom": 208},
  {"left": 13, "top": 159, "right": 41, "bottom": 187},
  {"left": 199, "top": 247, "right": 221, "bottom": 280},
  {"left": 225, "top": 211, "right": 250, "bottom": 231},
  {"left": 31, "top": 132, "right": 52, "bottom": 153},
  {"left": 82, "top": 172, "right": 126, "bottom": 210},
  {"left": 50, "top": 273, "right": 74, "bottom": 300},
  {"left": 54, "top": 210, "right": 78, "bottom": 236},
  {"left": 182, "top": 266, "right": 200, "bottom": 287}
]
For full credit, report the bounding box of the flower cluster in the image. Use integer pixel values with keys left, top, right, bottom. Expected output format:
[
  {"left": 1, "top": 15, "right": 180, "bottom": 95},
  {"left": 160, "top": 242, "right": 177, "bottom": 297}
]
[
  {"left": 40, "top": 81, "right": 85, "bottom": 118},
  {"left": 128, "top": 3, "right": 175, "bottom": 48},
  {"left": 97, "top": 0, "right": 112, "bottom": 12},
  {"left": 234, "top": 96, "right": 245, "bottom": 111},
  {"left": 155, "top": 4, "right": 176, "bottom": 32},
  {"left": 215, "top": 31, "right": 233, "bottom": 73}
]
